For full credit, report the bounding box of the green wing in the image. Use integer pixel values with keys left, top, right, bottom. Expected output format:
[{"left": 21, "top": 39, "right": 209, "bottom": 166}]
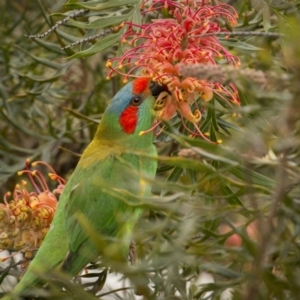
[{"left": 62, "top": 146, "right": 157, "bottom": 275}]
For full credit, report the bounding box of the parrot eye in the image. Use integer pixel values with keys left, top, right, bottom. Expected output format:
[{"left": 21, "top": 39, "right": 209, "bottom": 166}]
[{"left": 131, "top": 95, "right": 143, "bottom": 106}]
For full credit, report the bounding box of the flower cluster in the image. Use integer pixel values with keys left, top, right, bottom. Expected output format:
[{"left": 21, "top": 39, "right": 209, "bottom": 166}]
[
  {"left": 0, "top": 160, "right": 65, "bottom": 263},
  {"left": 107, "top": 0, "right": 240, "bottom": 139}
]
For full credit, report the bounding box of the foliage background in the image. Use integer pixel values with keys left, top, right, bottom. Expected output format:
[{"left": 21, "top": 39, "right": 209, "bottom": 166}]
[{"left": 1, "top": 0, "right": 300, "bottom": 299}]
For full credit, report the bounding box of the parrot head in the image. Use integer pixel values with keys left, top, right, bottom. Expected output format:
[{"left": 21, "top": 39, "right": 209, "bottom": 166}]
[{"left": 96, "top": 78, "right": 165, "bottom": 147}]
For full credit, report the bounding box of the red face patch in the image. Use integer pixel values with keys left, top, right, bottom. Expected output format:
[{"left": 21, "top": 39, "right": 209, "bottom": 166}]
[
  {"left": 132, "top": 77, "right": 150, "bottom": 95},
  {"left": 119, "top": 105, "right": 139, "bottom": 134}
]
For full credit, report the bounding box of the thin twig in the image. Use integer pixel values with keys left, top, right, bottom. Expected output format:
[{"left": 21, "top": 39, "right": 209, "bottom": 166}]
[
  {"left": 195, "top": 31, "right": 283, "bottom": 38},
  {"left": 25, "top": 9, "right": 89, "bottom": 39},
  {"left": 61, "top": 28, "right": 115, "bottom": 50}
]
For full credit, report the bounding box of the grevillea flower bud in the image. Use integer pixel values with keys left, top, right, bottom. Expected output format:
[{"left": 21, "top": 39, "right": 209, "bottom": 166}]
[{"left": 0, "top": 160, "right": 66, "bottom": 267}]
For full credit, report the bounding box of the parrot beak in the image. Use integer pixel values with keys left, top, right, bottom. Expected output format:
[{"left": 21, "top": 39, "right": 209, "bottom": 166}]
[
  {"left": 149, "top": 81, "right": 169, "bottom": 98},
  {"left": 149, "top": 81, "right": 171, "bottom": 112},
  {"left": 138, "top": 81, "right": 172, "bottom": 136}
]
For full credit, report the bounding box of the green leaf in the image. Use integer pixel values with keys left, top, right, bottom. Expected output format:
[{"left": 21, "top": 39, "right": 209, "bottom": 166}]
[
  {"left": 217, "top": 119, "right": 243, "bottom": 133},
  {"left": 155, "top": 155, "right": 216, "bottom": 173},
  {"left": 64, "top": 107, "right": 99, "bottom": 124},
  {"left": 231, "top": 166, "right": 275, "bottom": 188},
  {"left": 132, "top": 1, "right": 142, "bottom": 25},
  {"left": 31, "top": 39, "right": 64, "bottom": 55},
  {"left": 171, "top": 135, "right": 239, "bottom": 165},
  {"left": 167, "top": 167, "right": 183, "bottom": 183},
  {"left": 27, "top": 83, "right": 53, "bottom": 96},
  {"left": 15, "top": 45, "right": 66, "bottom": 69},
  {"left": 221, "top": 185, "right": 245, "bottom": 208},
  {"left": 222, "top": 39, "right": 263, "bottom": 51},
  {"left": 17, "top": 66, "right": 71, "bottom": 83},
  {"left": 67, "top": 32, "right": 121, "bottom": 58},
  {"left": 67, "top": 11, "right": 133, "bottom": 30},
  {"left": 160, "top": 166, "right": 183, "bottom": 196},
  {"left": 157, "top": 164, "right": 174, "bottom": 173},
  {"left": 262, "top": 3, "right": 271, "bottom": 32},
  {"left": 64, "top": 0, "right": 139, "bottom": 11}
]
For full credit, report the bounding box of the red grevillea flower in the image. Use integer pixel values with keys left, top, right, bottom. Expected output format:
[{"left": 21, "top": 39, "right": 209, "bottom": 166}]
[
  {"left": 107, "top": 0, "right": 240, "bottom": 140},
  {"left": 0, "top": 160, "right": 66, "bottom": 264}
]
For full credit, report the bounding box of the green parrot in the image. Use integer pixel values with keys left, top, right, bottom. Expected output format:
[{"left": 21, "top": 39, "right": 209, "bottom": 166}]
[{"left": 2, "top": 78, "right": 162, "bottom": 299}]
